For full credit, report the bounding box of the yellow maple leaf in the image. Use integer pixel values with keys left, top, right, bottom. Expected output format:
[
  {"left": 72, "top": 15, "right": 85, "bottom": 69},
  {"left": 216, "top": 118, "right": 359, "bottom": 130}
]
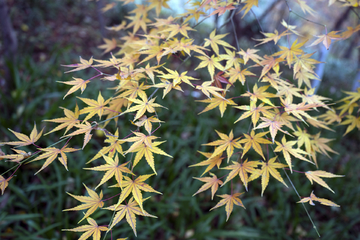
[
  {"left": 1, "top": 124, "right": 43, "bottom": 147},
  {"left": 62, "top": 217, "right": 108, "bottom": 240},
  {"left": 274, "top": 136, "right": 314, "bottom": 173},
  {"left": 84, "top": 154, "right": 133, "bottom": 189},
  {"left": 0, "top": 175, "right": 12, "bottom": 195},
  {"left": 124, "top": 94, "right": 166, "bottom": 121},
  {"left": 105, "top": 197, "right": 156, "bottom": 236},
  {"left": 305, "top": 170, "right": 344, "bottom": 193},
  {"left": 115, "top": 174, "right": 161, "bottom": 213},
  {"left": 210, "top": 193, "right": 245, "bottom": 221},
  {"left": 193, "top": 173, "right": 223, "bottom": 200},
  {"left": 297, "top": 191, "right": 340, "bottom": 207},
  {"left": 78, "top": 92, "right": 111, "bottom": 122},
  {"left": 189, "top": 151, "right": 224, "bottom": 176},
  {"left": 203, "top": 130, "right": 242, "bottom": 162},
  {"left": 238, "top": 130, "right": 272, "bottom": 159},
  {"left": 29, "top": 144, "right": 78, "bottom": 174},
  {"left": 62, "top": 56, "right": 93, "bottom": 73},
  {"left": 127, "top": 141, "right": 172, "bottom": 174},
  {"left": 204, "top": 29, "right": 236, "bottom": 55},
  {"left": 63, "top": 184, "right": 104, "bottom": 223},
  {"left": 196, "top": 81, "right": 226, "bottom": 100},
  {"left": 221, "top": 159, "right": 260, "bottom": 191},
  {"left": 44, "top": 105, "right": 80, "bottom": 135},
  {"left": 309, "top": 31, "right": 342, "bottom": 50},
  {"left": 249, "top": 156, "right": 288, "bottom": 196},
  {"left": 197, "top": 96, "right": 236, "bottom": 117},
  {"left": 98, "top": 38, "right": 118, "bottom": 54}
]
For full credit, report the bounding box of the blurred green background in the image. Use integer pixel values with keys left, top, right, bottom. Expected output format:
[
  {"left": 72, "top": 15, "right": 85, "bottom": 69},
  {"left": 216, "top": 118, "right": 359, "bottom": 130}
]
[{"left": 0, "top": 0, "right": 360, "bottom": 239}]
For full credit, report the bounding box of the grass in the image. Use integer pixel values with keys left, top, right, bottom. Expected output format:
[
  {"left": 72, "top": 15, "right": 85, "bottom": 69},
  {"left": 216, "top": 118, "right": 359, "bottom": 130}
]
[{"left": 1, "top": 1, "right": 360, "bottom": 240}]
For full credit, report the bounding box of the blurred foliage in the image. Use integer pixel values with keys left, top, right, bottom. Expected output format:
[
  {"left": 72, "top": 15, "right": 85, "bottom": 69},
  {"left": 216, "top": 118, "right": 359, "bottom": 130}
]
[{"left": 0, "top": 1, "right": 360, "bottom": 240}]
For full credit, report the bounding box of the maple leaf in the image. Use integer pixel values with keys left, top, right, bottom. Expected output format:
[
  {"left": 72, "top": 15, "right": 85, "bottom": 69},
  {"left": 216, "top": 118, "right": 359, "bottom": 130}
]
[
  {"left": 182, "top": 8, "right": 205, "bottom": 23},
  {"left": 209, "top": 2, "right": 236, "bottom": 16},
  {"left": 193, "top": 173, "right": 223, "bottom": 200},
  {"left": 98, "top": 38, "right": 118, "bottom": 54},
  {"left": 63, "top": 184, "right": 104, "bottom": 223},
  {"left": 62, "top": 56, "right": 93, "bottom": 73},
  {"left": 340, "top": 87, "right": 360, "bottom": 107},
  {"left": 274, "top": 136, "right": 313, "bottom": 173},
  {"left": 309, "top": 31, "right": 342, "bottom": 50},
  {"left": 160, "top": 67, "right": 198, "bottom": 87},
  {"left": 258, "top": 55, "right": 284, "bottom": 79},
  {"left": 124, "top": 131, "right": 158, "bottom": 154},
  {"left": 136, "top": 63, "right": 164, "bottom": 84},
  {"left": 219, "top": 49, "right": 244, "bottom": 70},
  {"left": 297, "top": 191, "right": 340, "bottom": 207},
  {"left": 152, "top": 78, "right": 183, "bottom": 98},
  {"left": 340, "top": 115, "right": 360, "bottom": 135},
  {"left": 249, "top": 156, "right": 288, "bottom": 196},
  {"left": 62, "top": 217, "right": 108, "bottom": 240},
  {"left": 203, "top": 130, "right": 242, "bottom": 162},
  {"left": 1, "top": 124, "right": 43, "bottom": 147},
  {"left": 197, "top": 96, "right": 236, "bottom": 117},
  {"left": 88, "top": 129, "right": 124, "bottom": 163},
  {"left": 240, "top": 0, "right": 258, "bottom": 17},
  {"left": 254, "top": 30, "right": 290, "bottom": 46},
  {"left": 293, "top": 125, "right": 312, "bottom": 154},
  {"left": 106, "top": 20, "right": 127, "bottom": 32},
  {"left": 301, "top": 87, "right": 331, "bottom": 110},
  {"left": 234, "top": 101, "right": 272, "bottom": 125},
  {"left": 281, "top": 19, "right": 302, "bottom": 36},
  {"left": 276, "top": 82, "right": 303, "bottom": 103},
  {"left": 189, "top": 151, "right": 224, "bottom": 176},
  {"left": 293, "top": 52, "right": 321, "bottom": 79},
  {"left": 204, "top": 29, "right": 236, "bottom": 56},
  {"left": 124, "top": 94, "right": 166, "bottom": 121},
  {"left": 149, "top": 0, "right": 171, "bottom": 16},
  {"left": 238, "top": 48, "right": 263, "bottom": 65},
  {"left": 281, "top": 97, "right": 320, "bottom": 124},
  {"left": 195, "top": 81, "right": 226, "bottom": 100},
  {"left": 0, "top": 149, "right": 31, "bottom": 163},
  {"left": 127, "top": 141, "right": 172, "bottom": 174},
  {"left": 78, "top": 92, "right": 111, "bottom": 122},
  {"left": 242, "top": 84, "right": 276, "bottom": 106},
  {"left": 195, "top": 55, "right": 224, "bottom": 77},
  {"left": 273, "top": 39, "right": 305, "bottom": 67},
  {"left": 63, "top": 121, "right": 94, "bottom": 149},
  {"left": 117, "top": 82, "right": 150, "bottom": 100},
  {"left": 238, "top": 130, "right": 272, "bottom": 159},
  {"left": 210, "top": 193, "right": 245, "bottom": 221},
  {"left": 253, "top": 115, "right": 291, "bottom": 143},
  {"left": 0, "top": 175, "right": 12, "bottom": 195},
  {"left": 105, "top": 197, "right": 156, "bottom": 236},
  {"left": 84, "top": 154, "right": 133, "bottom": 189},
  {"left": 29, "top": 144, "right": 78, "bottom": 174},
  {"left": 160, "top": 23, "right": 195, "bottom": 39},
  {"left": 225, "top": 64, "right": 255, "bottom": 85},
  {"left": 126, "top": 15, "right": 151, "bottom": 34},
  {"left": 305, "top": 170, "right": 344, "bottom": 193},
  {"left": 133, "top": 115, "right": 163, "bottom": 135},
  {"left": 221, "top": 159, "right": 260, "bottom": 191},
  {"left": 116, "top": 174, "right": 161, "bottom": 212},
  {"left": 58, "top": 77, "right": 91, "bottom": 99},
  {"left": 44, "top": 105, "right": 80, "bottom": 135},
  {"left": 311, "top": 132, "right": 338, "bottom": 161},
  {"left": 318, "top": 108, "right": 342, "bottom": 124},
  {"left": 295, "top": 0, "right": 316, "bottom": 16},
  {"left": 341, "top": 25, "right": 360, "bottom": 39}
]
